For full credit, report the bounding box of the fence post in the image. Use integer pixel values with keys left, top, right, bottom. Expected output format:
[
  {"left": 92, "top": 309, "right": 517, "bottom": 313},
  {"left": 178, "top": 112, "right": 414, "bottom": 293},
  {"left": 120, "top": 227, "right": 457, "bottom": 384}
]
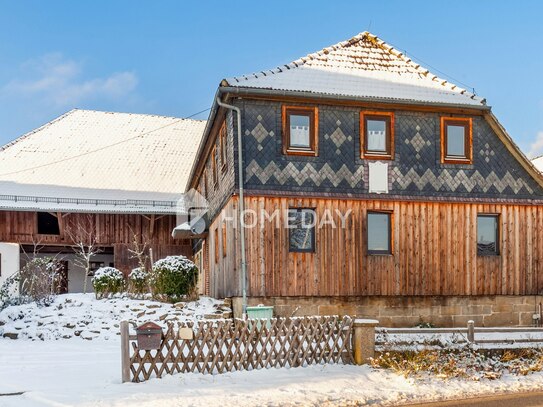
[
  {"left": 121, "top": 320, "right": 131, "bottom": 383},
  {"left": 352, "top": 319, "right": 379, "bottom": 365},
  {"left": 467, "top": 320, "right": 475, "bottom": 343}
]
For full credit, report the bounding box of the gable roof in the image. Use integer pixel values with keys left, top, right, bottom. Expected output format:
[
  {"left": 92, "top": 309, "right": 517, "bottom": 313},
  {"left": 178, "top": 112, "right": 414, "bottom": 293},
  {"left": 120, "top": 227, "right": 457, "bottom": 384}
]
[
  {"left": 0, "top": 109, "right": 206, "bottom": 214},
  {"left": 223, "top": 31, "right": 486, "bottom": 107}
]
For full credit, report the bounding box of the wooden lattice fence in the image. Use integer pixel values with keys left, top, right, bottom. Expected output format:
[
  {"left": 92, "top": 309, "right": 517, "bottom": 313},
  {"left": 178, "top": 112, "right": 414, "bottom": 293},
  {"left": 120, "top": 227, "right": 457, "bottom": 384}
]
[{"left": 122, "top": 316, "right": 354, "bottom": 382}]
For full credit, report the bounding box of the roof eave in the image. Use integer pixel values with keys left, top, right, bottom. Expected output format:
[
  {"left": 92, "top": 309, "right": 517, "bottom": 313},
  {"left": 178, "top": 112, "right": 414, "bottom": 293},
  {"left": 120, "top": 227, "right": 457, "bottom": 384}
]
[{"left": 219, "top": 85, "right": 490, "bottom": 111}]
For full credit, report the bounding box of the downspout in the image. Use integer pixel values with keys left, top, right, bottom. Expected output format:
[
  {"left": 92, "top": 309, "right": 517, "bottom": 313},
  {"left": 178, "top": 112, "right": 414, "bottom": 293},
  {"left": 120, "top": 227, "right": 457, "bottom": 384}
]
[{"left": 216, "top": 96, "right": 247, "bottom": 317}]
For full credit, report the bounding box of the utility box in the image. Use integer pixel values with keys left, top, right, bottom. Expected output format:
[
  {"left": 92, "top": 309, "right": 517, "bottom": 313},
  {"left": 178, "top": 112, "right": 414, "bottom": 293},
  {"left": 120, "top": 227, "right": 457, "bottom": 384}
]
[
  {"left": 136, "top": 322, "right": 163, "bottom": 350},
  {"left": 247, "top": 305, "right": 274, "bottom": 329}
]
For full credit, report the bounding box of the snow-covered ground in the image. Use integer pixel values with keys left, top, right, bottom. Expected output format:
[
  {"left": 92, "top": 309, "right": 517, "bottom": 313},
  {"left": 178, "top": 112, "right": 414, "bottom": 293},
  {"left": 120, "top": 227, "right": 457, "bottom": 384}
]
[
  {"left": 0, "top": 293, "right": 226, "bottom": 340},
  {"left": 2, "top": 338, "right": 543, "bottom": 406},
  {"left": 2, "top": 295, "right": 543, "bottom": 406}
]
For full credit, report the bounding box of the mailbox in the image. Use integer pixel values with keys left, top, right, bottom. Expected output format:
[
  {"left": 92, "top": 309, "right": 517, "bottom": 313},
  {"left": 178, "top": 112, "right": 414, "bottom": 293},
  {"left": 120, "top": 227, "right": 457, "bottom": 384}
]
[{"left": 136, "top": 322, "right": 163, "bottom": 350}]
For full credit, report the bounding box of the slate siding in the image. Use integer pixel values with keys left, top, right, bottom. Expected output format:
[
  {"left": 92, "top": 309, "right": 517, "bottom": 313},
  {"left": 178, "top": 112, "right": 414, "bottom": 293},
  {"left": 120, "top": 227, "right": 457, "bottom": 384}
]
[{"left": 237, "top": 99, "right": 542, "bottom": 199}]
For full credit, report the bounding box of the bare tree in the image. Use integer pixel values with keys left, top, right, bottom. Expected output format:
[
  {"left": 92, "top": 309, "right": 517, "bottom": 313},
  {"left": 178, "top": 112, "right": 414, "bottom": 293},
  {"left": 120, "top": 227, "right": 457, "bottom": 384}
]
[
  {"left": 128, "top": 228, "right": 150, "bottom": 273},
  {"left": 66, "top": 215, "right": 102, "bottom": 294}
]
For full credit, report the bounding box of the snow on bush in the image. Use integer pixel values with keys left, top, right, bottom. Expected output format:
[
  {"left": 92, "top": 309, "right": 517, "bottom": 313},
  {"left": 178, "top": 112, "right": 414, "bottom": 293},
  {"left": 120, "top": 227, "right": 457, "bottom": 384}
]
[
  {"left": 151, "top": 255, "right": 198, "bottom": 301},
  {"left": 92, "top": 267, "right": 125, "bottom": 298},
  {"left": 128, "top": 267, "right": 148, "bottom": 295}
]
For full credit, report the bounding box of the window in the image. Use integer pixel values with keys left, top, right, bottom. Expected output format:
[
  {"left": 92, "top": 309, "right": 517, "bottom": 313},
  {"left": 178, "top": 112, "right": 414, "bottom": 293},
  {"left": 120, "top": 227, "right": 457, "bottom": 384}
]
[
  {"left": 37, "top": 212, "right": 60, "bottom": 235},
  {"left": 219, "top": 122, "right": 227, "bottom": 171},
  {"left": 214, "top": 228, "right": 219, "bottom": 264},
  {"left": 367, "top": 212, "right": 392, "bottom": 255},
  {"left": 477, "top": 215, "right": 499, "bottom": 256},
  {"left": 211, "top": 147, "right": 218, "bottom": 187},
  {"left": 288, "top": 208, "right": 315, "bottom": 252},
  {"left": 360, "top": 112, "right": 394, "bottom": 159},
  {"left": 282, "top": 106, "right": 318, "bottom": 156},
  {"left": 441, "top": 117, "right": 472, "bottom": 164}
]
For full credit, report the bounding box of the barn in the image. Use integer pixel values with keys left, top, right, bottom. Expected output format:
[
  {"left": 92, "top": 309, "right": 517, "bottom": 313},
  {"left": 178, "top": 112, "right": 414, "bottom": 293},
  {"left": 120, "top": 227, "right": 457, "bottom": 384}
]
[{"left": 0, "top": 109, "right": 205, "bottom": 293}]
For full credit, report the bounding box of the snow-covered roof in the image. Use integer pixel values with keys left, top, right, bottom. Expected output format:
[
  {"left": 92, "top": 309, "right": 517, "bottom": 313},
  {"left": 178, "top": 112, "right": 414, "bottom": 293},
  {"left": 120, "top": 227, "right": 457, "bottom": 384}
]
[
  {"left": 532, "top": 156, "right": 543, "bottom": 172},
  {"left": 223, "top": 31, "right": 486, "bottom": 107},
  {"left": 0, "top": 109, "right": 206, "bottom": 214}
]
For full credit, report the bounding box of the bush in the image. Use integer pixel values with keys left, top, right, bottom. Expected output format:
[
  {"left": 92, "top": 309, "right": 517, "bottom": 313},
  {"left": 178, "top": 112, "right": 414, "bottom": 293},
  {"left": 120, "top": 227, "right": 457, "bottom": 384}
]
[
  {"left": 151, "top": 256, "right": 198, "bottom": 301},
  {"left": 128, "top": 267, "right": 148, "bottom": 295},
  {"left": 18, "top": 257, "right": 64, "bottom": 306},
  {"left": 92, "top": 267, "right": 124, "bottom": 298}
]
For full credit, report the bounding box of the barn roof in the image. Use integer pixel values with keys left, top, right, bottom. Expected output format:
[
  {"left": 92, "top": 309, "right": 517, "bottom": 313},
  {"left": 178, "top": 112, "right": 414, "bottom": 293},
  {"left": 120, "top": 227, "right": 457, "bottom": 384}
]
[
  {"left": 0, "top": 109, "right": 206, "bottom": 214},
  {"left": 223, "top": 31, "right": 486, "bottom": 107}
]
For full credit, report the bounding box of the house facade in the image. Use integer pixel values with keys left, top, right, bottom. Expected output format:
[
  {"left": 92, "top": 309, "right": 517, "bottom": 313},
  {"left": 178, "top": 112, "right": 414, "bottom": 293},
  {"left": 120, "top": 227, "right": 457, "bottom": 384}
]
[
  {"left": 0, "top": 109, "right": 205, "bottom": 293},
  {"left": 185, "top": 32, "right": 543, "bottom": 327}
]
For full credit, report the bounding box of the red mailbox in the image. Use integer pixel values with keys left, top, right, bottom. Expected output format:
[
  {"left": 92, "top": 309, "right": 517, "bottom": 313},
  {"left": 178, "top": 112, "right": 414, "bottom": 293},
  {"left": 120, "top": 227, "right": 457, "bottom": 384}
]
[{"left": 136, "top": 322, "right": 163, "bottom": 350}]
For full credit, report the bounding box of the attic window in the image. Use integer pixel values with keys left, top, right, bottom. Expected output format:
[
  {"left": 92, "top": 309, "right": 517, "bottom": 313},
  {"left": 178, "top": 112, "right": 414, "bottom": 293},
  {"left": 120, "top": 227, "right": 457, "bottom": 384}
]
[
  {"left": 282, "top": 106, "right": 318, "bottom": 156},
  {"left": 360, "top": 112, "right": 394, "bottom": 159},
  {"left": 37, "top": 212, "right": 60, "bottom": 235},
  {"left": 219, "top": 122, "right": 227, "bottom": 172},
  {"left": 441, "top": 117, "right": 472, "bottom": 164}
]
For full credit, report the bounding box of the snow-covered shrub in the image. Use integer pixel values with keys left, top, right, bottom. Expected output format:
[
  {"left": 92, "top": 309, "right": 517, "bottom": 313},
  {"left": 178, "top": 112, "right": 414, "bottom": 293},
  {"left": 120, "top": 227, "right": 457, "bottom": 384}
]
[
  {"left": 92, "top": 267, "right": 125, "bottom": 298},
  {"left": 0, "top": 273, "right": 23, "bottom": 310},
  {"left": 150, "top": 256, "right": 198, "bottom": 302},
  {"left": 128, "top": 267, "right": 149, "bottom": 295},
  {"left": 18, "top": 257, "right": 64, "bottom": 306}
]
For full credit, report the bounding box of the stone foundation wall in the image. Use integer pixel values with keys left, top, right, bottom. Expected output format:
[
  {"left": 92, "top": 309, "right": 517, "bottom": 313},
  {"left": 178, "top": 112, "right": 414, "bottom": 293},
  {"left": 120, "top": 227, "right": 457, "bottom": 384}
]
[{"left": 232, "top": 296, "right": 543, "bottom": 327}]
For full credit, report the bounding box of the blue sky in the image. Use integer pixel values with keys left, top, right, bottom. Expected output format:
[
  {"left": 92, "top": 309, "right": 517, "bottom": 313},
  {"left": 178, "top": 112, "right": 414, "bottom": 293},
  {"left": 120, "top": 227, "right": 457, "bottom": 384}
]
[{"left": 1, "top": 1, "right": 542, "bottom": 156}]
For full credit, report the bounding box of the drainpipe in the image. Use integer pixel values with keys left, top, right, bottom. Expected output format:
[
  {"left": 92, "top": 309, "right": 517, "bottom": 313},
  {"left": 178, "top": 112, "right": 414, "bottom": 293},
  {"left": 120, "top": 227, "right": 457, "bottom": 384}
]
[{"left": 216, "top": 96, "right": 247, "bottom": 317}]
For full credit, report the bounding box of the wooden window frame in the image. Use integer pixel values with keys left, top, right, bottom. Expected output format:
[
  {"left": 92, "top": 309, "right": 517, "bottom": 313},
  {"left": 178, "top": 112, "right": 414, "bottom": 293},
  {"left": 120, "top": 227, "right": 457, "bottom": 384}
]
[
  {"left": 219, "top": 121, "right": 228, "bottom": 172},
  {"left": 282, "top": 105, "right": 319, "bottom": 156},
  {"left": 288, "top": 208, "right": 316, "bottom": 253},
  {"left": 360, "top": 111, "right": 394, "bottom": 160},
  {"left": 441, "top": 117, "right": 473, "bottom": 164},
  {"left": 367, "top": 211, "right": 393, "bottom": 255},
  {"left": 477, "top": 214, "right": 500, "bottom": 256},
  {"left": 214, "top": 228, "right": 219, "bottom": 264}
]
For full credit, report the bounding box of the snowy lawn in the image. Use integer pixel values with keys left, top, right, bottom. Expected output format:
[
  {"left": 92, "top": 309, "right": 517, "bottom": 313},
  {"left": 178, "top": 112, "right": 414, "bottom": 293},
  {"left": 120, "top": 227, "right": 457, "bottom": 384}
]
[{"left": 3, "top": 338, "right": 543, "bottom": 406}]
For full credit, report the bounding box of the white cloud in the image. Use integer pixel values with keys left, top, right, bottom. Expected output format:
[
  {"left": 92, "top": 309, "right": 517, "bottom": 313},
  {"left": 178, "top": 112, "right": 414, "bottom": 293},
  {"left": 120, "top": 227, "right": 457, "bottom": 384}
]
[
  {"left": 527, "top": 131, "right": 543, "bottom": 159},
  {"left": 2, "top": 53, "right": 138, "bottom": 107}
]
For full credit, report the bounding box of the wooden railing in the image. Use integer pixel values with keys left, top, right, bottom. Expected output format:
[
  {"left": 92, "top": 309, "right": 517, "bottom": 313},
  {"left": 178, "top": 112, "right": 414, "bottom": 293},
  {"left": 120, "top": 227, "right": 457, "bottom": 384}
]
[
  {"left": 376, "top": 321, "right": 543, "bottom": 348},
  {"left": 122, "top": 316, "right": 354, "bottom": 383}
]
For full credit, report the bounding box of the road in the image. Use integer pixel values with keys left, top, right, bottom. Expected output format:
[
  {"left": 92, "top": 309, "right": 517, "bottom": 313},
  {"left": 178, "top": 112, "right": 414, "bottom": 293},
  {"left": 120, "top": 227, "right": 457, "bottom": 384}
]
[{"left": 410, "top": 391, "right": 543, "bottom": 407}]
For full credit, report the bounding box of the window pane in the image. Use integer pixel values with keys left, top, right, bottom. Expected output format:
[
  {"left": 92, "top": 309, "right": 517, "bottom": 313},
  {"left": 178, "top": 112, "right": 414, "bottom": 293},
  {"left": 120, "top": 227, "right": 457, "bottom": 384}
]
[
  {"left": 447, "top": 125, "right": 466, "bottom": 157},
  {"left": 289, "top": 114, "right": 310, "bottom": 148},
  {"left": 288, "top": 209, "right": 315, "bottom": 251},
  {"left": 477, "top": 216, "right": 498, "bottom": 255},
  {"left": 366, "top": 119, "right": 387, "bottom": 152},
  {"left": 368, "top": 213, "right": 390, "bottom": 253}
]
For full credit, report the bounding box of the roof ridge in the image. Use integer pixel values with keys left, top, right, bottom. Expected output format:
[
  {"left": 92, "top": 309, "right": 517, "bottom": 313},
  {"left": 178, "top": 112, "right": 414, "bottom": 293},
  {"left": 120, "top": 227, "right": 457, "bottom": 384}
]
[
  {"left": 70, "top": 108, "right": 207, "bottom": 122},
  {"left": 226, "top": 31, "right": 484, "bottom": 104}
]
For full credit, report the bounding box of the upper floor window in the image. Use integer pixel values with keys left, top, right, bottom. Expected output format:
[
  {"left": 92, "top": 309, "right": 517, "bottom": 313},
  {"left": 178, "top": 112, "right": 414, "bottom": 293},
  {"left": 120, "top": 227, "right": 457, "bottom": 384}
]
[
  {"left": 360, "top": 112, "right": 394, "bottom": 159},
  {"left": 288, "top": 208, "right": 316, "bottom": 252},
  {"left": 477, "top": 214, "right": 499, "bottom": 256},
  {"left": 441, "top": 117, "right": 472, "bottom": 164},
  {"left": 37, "top": 212, "right": 60, "bottom": 235},
  {"left": 367, "top": 211, "right": 392, "bottom": 255},
  {"left": 219, "top": 122, "right": 227, "bottom": 171},
  {"left": 282, "top": 106, "right": 318, "bottom": 156}
]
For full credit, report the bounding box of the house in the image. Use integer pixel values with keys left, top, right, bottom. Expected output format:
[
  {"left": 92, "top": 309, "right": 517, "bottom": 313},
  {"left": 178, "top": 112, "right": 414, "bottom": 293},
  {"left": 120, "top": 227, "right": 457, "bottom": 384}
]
[
  {"left": 183, "top": 32, "right": 543, "bottom": 327},
  {"left": 0, "top": 109, "right": 205, "bottom": 293}
]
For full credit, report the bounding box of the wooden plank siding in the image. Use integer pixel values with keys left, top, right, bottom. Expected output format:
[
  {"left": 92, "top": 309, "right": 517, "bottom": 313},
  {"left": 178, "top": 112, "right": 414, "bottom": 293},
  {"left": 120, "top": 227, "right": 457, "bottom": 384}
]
[
  {"left": 0, "top": 211, "right": 191, "bottom": 273},
  {"left": 207, "top": 196, "right": 543, "bottom": 298}
]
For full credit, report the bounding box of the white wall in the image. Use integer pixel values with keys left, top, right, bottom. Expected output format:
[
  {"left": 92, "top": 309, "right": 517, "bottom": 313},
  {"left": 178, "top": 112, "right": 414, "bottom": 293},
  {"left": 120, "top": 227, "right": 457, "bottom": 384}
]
[{"left": 0, "top": 243, "right": 20, "bottom": 294}]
